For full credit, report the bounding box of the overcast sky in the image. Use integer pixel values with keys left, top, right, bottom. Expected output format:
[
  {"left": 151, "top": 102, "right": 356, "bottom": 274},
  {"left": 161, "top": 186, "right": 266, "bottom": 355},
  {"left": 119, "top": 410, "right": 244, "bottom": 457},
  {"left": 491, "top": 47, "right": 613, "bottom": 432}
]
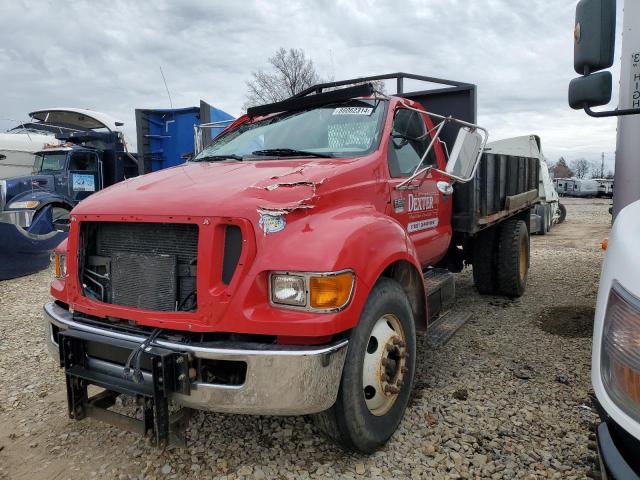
[{"left": 0, "top": 0, "right": 623, "bottom": 170}]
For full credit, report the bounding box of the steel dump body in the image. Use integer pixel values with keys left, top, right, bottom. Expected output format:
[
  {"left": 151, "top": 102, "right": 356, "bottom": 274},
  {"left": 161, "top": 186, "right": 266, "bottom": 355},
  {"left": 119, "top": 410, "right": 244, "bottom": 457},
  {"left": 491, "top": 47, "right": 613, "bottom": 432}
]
[{"left": 453, "top": 152, "right": 540, "bottom": 234}]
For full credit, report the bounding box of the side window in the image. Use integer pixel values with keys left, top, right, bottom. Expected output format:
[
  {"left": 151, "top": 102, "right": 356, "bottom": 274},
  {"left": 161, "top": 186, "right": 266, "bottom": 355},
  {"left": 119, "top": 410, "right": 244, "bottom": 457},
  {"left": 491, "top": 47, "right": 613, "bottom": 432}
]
[
  {"left": 69, "top": 152, "right": 97, "bottom": 171},
  {"left": 387, "top": 108, "right": 436, "bottom": 178}
]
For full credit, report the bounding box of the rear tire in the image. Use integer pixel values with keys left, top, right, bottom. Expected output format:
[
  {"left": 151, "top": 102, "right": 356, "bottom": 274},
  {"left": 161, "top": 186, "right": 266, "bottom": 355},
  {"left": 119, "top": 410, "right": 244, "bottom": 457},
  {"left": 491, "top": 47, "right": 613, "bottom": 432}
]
[
  {"left": 496, "top": 219, "right": 529, "bottom": 297},
  {"left": 473, "top": 227, "right": 498, "bottom": 294},
  {"left": 558, "top": 203, "right": 567, "bottom": 224},
  {"left": 312, "top": 278, "right": 416, "bottom": 453}
]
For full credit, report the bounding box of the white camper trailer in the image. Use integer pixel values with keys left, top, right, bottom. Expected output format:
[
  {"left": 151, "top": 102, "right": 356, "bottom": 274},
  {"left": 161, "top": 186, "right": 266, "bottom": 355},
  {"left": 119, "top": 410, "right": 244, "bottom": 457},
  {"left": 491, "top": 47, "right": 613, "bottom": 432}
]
[
  {"left": 554, "top": 177, "right": 600, "bottom": 197},
  {"left": 554, "top": 177, "right": 572, "bottom": 196},
  {"left": 569, "top": 178, "right": 599, "bottom": 197},
  {"left": 593, "top": 178, "right": 614, "bottom": 198}
]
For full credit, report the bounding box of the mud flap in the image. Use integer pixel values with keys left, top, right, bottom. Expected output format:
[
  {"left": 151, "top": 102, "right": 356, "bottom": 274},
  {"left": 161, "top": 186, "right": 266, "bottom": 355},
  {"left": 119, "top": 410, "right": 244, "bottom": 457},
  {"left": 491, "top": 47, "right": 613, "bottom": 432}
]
[{"left": 59, "top": 328, "right": 191, "bottom": 447}]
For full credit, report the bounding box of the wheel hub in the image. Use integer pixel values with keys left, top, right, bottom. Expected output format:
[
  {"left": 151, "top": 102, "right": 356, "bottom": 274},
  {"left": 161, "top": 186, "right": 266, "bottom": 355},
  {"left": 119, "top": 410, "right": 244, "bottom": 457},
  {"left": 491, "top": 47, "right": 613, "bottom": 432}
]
[
  {"left": 519, "top": 236, "right": 527, "bottom": 282},
  {"left": 362, "top": 314, "right": 408, "bottom": 416}
]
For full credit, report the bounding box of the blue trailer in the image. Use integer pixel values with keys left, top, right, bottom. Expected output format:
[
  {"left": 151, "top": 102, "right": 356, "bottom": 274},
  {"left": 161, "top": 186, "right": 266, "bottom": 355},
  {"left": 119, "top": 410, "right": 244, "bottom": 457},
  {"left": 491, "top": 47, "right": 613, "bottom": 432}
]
[{"left": 135, "top": 100, "right": 234, "bottom": 172}]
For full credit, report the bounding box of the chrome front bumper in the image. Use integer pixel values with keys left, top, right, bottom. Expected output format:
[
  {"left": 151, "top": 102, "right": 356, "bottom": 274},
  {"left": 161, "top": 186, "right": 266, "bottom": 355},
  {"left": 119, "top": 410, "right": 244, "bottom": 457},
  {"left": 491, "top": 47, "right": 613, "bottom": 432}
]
[
  {"left": 0, "top": 209, "right": 35, "bottom": 228},
  {"left": 43, "top": 301, "right": 348, "bottom": 415}
]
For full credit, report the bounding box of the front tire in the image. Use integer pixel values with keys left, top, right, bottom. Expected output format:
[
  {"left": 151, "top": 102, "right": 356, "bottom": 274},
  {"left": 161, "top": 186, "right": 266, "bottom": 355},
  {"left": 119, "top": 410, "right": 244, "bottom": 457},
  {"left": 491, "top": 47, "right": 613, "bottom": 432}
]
[
  {"left": 558, "top": 203, "right": 567, "bottom": 223},
  {"left": 313, "top": 278, "right": 416, "bottom": 453}
]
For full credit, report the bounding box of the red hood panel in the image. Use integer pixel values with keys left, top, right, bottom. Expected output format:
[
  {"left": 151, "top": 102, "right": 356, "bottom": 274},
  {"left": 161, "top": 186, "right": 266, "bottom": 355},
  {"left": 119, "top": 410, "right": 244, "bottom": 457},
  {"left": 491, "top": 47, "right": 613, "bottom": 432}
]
[{"left": 74, "top": 160, "right": 345, "bottom": 217}]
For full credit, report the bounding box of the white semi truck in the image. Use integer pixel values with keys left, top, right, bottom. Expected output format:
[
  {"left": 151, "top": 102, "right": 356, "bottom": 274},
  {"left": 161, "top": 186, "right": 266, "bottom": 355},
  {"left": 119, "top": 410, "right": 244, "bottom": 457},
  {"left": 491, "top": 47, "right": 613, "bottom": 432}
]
[{"left": 569, "top": 0, "right": 640, "bottom": 477}]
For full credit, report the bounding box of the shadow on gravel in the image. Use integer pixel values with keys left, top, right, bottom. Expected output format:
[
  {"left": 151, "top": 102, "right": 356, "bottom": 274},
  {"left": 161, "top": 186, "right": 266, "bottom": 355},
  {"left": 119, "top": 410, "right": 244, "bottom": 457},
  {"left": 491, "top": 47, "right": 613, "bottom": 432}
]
[{"left": 537, "top": 305, "right": 595, "bottom": 338}]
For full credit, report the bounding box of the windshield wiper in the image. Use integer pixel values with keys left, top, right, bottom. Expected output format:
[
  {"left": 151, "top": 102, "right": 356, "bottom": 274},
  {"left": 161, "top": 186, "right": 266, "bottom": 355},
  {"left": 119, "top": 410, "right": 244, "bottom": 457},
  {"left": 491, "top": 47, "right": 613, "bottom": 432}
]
[
  {"left": 193, "top": 154, "right": 244, "bottom": 162},
  {"left": 251, "top": 148, "right": 333, "bottom": 158}
]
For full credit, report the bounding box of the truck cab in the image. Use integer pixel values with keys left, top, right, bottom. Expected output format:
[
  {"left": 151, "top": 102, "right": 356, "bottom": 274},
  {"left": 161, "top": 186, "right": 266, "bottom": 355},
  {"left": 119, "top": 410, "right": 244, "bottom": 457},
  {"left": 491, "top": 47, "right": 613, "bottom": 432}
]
[
  {"left": 0, "top": 109, "right": 139, "bottom": 280},
  {"left": 43, "top": 74, "right": 541, "bottom": 452}
]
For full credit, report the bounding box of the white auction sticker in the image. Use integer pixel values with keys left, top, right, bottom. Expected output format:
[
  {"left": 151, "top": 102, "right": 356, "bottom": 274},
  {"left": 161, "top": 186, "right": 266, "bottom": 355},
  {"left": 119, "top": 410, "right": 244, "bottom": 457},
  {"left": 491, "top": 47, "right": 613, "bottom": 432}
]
[
  {"left": 407, "top": 218, "right": 438, "bottom": 233},
  {"left": 333, "top": 107, "right": 373, "bottom": 116}
]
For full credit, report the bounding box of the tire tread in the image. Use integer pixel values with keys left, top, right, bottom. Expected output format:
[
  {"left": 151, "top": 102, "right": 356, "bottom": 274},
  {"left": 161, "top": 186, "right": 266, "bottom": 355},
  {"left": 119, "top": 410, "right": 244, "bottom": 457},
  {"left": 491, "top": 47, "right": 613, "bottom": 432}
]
[{"left": 496, "top": 219, "right": 528, "bottom": 297}]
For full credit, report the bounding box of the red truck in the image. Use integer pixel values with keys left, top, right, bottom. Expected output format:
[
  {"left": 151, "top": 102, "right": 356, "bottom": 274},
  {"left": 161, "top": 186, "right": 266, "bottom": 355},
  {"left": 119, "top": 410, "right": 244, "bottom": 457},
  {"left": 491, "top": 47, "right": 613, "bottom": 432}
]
[{"left": 44, "top": 73, "right": 540, "bottom": 452}]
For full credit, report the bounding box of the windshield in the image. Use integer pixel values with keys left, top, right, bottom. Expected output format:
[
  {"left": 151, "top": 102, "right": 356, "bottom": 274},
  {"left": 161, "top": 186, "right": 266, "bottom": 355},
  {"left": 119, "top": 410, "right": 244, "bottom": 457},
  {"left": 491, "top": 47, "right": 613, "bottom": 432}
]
[
  {"left": 34, "top": 152, "right": 67, "bottom": 172},
  {"left": 194, "top": 99, "right": 386, "bottom": 160}
]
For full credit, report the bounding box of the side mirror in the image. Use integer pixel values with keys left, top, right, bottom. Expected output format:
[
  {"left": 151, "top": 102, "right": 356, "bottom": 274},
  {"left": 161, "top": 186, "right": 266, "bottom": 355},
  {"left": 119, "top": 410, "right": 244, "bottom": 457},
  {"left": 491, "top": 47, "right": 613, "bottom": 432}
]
[
  {"left": 574, "top": 0, "right": 616, "bottom": 75},
  {"left": 569, "top": 71, "right": 612, "bottom": 108},
  {"left": 567, "top": 0, "right": 637, "bottom": 117},
  {"left": 446, "top": 127, "right": 483, "bottom": 181}
]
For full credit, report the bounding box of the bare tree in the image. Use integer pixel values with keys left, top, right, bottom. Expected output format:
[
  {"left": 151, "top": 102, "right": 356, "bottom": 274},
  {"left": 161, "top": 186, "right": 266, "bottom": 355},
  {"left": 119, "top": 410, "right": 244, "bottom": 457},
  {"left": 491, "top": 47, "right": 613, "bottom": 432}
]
[
  {"left": 551, "top": 157, "right": 573, "bottom": 178},
  {"left": 244, "top": 48, "right": 320, "bottom": 109},
  {"left": 570, "top": 158, "right": 593, "bottom": 179},
  {"left": 605, "top": 169, "right": 615, "bottom": 179},
  {"left": 244, "top": 48, "right": 386, "bottom": 110}
]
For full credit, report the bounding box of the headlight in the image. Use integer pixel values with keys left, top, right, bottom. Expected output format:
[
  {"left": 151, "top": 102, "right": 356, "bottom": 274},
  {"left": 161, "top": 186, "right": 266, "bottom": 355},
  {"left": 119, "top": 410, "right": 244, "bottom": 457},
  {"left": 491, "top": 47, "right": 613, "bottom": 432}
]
[
  {"left": 271, "top": 274, "right": 306, "bottom": 306},
  {"left": 8, "top": 200, "right": 40, "bottom": 209},
  {"left": 51, "top": 252, "right": 67, "bottom": 279},
  {"left": 601, "top": 281, "right": 640, "bottom": 422},
  {"left": 270, "top": 271, "right": 354, "bottom": 311}
]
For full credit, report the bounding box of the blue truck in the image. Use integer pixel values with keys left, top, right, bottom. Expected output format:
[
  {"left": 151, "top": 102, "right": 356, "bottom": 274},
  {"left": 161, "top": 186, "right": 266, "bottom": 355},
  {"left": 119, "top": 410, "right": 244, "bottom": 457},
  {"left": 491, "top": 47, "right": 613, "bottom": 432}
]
[
  {"left": 0, "top": 104, "right": 234, "bottom": 280},
  {"left": 0, "top": 109, "right": 140, "bottom": 279}
]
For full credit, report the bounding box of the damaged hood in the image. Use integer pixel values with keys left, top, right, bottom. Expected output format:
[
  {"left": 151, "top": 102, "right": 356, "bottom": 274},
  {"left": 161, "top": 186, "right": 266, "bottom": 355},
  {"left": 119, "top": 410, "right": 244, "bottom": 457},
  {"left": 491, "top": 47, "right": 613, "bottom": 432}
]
[{"left": 74, "top": 159, "right": 361, "bottom": 218}]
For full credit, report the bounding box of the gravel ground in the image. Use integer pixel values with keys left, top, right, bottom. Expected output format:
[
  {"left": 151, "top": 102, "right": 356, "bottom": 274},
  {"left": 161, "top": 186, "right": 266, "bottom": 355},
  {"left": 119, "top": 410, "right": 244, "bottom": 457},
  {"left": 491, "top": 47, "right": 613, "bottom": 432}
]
[{"left": 0, "top": 198, "right": 611, "bottom": 480}]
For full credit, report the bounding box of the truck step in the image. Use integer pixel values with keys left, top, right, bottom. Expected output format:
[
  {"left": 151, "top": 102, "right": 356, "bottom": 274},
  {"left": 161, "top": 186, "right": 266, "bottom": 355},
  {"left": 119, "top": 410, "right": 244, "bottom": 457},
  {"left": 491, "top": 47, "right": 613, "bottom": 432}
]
[
  {"left": 424, "top": 268, "right": 455, "bottom": 321},
  {"left": 426, "top": 310, "right": 472, "bottom": 349}
]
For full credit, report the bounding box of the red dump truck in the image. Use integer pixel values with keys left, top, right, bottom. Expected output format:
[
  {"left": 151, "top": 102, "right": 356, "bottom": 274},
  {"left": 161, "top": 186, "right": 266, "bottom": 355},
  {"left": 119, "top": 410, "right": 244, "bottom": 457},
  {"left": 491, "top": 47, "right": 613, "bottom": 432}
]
[{"left": 44, "top": 73, "right": 540, "bottom": 452}]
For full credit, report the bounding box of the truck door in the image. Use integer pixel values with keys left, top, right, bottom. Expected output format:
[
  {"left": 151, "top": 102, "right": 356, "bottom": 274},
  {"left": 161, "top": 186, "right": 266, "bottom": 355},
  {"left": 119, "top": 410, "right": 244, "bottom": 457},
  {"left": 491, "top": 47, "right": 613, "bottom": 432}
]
[
  {"left": 68, "top": 151, "right": 100, "bottom": 202},
  {"left": 386, "top": 108, "right": 452, "bottom": 267}
]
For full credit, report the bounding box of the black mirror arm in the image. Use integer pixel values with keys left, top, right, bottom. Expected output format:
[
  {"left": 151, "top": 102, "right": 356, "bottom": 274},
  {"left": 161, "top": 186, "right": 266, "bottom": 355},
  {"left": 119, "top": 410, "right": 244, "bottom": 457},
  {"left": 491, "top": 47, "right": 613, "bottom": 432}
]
[{"left": 584, "top": 104, "right": 640, "bottom": 118}]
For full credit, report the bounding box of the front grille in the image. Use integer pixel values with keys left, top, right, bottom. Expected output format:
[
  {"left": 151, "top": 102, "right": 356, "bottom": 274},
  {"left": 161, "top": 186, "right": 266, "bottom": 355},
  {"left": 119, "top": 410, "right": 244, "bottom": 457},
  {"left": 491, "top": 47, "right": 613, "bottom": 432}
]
[
  {"left": 111, "top": 253, "right": 178, "bottom": 311},
  {"left": 79, "top": 222, "right": 199, "bottom": 312}
]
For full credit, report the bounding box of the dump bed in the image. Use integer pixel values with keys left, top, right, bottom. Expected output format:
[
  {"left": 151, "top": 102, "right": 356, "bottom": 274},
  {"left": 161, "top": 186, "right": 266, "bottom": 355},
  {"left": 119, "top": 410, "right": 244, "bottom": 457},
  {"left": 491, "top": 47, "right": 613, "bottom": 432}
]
[{"left": 452, "top": 152, "right": 540, "bottom": 234}]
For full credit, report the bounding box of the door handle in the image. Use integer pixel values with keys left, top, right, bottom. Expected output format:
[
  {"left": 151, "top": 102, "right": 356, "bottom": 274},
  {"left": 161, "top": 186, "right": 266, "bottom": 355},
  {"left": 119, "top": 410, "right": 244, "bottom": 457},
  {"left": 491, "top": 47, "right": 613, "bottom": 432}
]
[{"left": 437, "top": 181, "right": 453, "bottom": 196}]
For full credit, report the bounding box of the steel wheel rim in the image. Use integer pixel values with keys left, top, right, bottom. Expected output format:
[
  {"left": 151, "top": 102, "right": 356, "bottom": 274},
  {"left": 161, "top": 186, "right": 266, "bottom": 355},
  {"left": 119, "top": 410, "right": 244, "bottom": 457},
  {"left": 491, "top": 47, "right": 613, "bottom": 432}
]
[
  {"left": 519, "top": 236, "right": 527, "bottom": 283},
  {"left": 362, "top": 313, "right": 408, "bottom": 416}
]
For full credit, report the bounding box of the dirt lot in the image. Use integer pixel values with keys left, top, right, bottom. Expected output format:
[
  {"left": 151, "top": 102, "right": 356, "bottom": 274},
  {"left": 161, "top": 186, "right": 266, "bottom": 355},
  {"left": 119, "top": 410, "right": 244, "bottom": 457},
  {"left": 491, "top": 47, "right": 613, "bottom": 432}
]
[{"left": 0, "top": 198, "right": 611, "bottom": 479}]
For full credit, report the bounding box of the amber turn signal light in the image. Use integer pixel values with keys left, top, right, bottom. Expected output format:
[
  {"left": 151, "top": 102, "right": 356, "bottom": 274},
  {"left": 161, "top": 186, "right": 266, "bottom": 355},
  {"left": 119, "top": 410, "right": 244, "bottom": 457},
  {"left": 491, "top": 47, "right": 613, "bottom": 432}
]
[
  {"left": 601, "top": 238, "right": 608, "bottom": 250},
  {"left": 51, "top": 252, "right": 67, "bottom": 279},
  {"left": 309, "top": 272, "right": 354, "bottom": 310}
]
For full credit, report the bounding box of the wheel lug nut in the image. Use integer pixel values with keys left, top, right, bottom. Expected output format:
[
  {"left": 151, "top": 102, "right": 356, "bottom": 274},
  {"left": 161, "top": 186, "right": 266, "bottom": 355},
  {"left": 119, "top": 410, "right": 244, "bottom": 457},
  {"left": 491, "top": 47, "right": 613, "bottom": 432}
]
[{"left": 384, "top": 385, "right": 399, "bottom": 394}]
